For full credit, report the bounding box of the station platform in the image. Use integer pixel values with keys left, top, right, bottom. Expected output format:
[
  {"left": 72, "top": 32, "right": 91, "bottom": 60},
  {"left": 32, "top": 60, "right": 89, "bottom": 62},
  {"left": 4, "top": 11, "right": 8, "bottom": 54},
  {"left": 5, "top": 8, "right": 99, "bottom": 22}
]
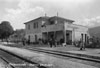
[{"left": 0, "top": 44, "right": 98, "bottom": 68}]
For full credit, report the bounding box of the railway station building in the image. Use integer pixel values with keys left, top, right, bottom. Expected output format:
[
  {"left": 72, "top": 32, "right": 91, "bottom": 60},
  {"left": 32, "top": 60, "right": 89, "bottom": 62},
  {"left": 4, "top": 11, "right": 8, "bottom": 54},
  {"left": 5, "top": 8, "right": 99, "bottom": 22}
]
[{"left": 24, "top": 16, "right": 89, "bottom": 45}]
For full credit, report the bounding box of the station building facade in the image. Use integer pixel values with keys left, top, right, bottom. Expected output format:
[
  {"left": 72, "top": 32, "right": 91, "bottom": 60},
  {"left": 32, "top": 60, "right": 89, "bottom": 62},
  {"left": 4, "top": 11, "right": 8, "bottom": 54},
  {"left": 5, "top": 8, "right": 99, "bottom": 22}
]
[{"left": 24, "top": 16, "right": 89, "bottom": 44}]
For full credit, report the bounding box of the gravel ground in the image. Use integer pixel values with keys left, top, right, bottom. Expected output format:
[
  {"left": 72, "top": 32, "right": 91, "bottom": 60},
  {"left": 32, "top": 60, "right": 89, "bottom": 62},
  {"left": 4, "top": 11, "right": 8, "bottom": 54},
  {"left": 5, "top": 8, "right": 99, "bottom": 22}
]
[
  {"left": 0, "top": 45, "right": 98, "bottom": 68},
  {"left": 0, "top": 49, "right": 38, "bottom": 68},
  {"left": 0, "top": 57, "right": 12, "bottom": 68},
  {"left": 1, "top": 42, "right": 100, "bottom": 68}
]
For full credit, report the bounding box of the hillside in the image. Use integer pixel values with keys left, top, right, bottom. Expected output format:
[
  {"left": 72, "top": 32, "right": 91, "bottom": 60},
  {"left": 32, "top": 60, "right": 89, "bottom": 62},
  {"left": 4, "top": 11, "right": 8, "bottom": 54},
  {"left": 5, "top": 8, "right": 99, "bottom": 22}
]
[{"left": 89, "top": 26, "right": 100, "bottom": 38}]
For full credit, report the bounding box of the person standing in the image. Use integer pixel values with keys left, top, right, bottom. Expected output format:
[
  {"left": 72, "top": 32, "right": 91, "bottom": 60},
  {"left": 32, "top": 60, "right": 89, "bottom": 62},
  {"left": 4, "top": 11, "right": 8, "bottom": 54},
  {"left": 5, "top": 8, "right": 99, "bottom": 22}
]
[
  {"left": 80, "top": 41, "right": 85, "bottom": 50},
  {"left": 49, "top": 38, "right": 53, "bottom": 47},
  {"left": 80, "top": 40, "right": 83, "bottom": 50},
  {"left": 22, "top": 38, "right": 26, "bottom": 46},
  {"left": 80, "top": 34, "right": 85, "bottom": 50}
]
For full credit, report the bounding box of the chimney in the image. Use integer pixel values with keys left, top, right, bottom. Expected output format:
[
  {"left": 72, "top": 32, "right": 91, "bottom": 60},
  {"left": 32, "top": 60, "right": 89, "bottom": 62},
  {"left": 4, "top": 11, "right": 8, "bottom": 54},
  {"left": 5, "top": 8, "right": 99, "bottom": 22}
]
[
  {"left": 57, "top": 12, "right": 58, "bottom": 17},
  {"left": 45, "top": 13, "right": 47, "bottom": 17}
]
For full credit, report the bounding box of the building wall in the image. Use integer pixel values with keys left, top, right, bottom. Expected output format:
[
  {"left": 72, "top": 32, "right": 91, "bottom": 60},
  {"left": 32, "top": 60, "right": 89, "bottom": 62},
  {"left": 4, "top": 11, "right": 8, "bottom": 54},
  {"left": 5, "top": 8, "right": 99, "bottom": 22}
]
[
  {"left": 56, "top": 31, "right": 64, "bottom": 41},
  {"left": 25, "top": 19, "right": 44, "bottom": 42},
  {"left": 25, "top": 17, "right": 89, "bottom": 43},
  {"left": 25, "top": 20, "right": 42, "bottom": 34},
  {"left": 41, "top": 23, "right": 64, "bottom": 32},
  {"left": 73, "top": 24, "right": 88, "bottom": 41},
  {"left": 42, "top": 32, "right": 48, "bottom": 40},
  {"left": 25, "top": 33, "right": 42, "bottom": 42},
  {"left": 64, "top": 23, "right": 89, "bottom": 41}
]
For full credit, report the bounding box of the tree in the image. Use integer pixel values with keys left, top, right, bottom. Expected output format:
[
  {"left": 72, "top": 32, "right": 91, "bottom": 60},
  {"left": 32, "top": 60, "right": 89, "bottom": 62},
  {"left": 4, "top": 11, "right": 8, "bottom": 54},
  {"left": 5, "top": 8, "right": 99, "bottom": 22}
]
[{"left": 0, "top": 21, "right": 14, "bottom": 40}]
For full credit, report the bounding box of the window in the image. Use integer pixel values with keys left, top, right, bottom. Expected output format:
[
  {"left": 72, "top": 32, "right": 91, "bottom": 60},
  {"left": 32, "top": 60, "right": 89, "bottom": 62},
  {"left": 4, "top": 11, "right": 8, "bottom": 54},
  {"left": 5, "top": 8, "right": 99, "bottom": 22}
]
[
  {"left": 55, "top": 20, "right": 58, "bottom": 24},
  {"left": 28, "top": 35, "right": 30, "bottom": 40},
  {"left": 51, "top": 21, "right": 55, "bottom": 25},
  {"left": 28, "top": 24, "right": 30, "bottom": 30},
  {"left": 34, "top": 22, "right": 38, "bottom": 29},
  {"left": 42, "top": 21, "right": 45, "bottom": 25},
  {"left": 33, "top": 23, "right": 34, "bottom": 28},
  {"left": 41, "top": 21, "right": 45, "bottom": 27},
  {"left": 36, "top": 22, "right": 38, "bottom": 28},
  {"left": 34, "top": 23, "right": 36, "bottom": 28}
]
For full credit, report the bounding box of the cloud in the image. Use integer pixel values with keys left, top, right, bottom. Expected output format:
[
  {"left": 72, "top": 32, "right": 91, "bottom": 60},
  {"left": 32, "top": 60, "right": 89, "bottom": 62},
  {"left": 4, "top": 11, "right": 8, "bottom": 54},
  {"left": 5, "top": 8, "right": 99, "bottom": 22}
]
[
  {"left": 74, "top": 16, "right": 100, "bottom": 28},
  {"left": 2, "top": 0, "right": 45, "bottom": 30},
  {"left": 1, "top": 0, "right": 94, "bottom": 29}
]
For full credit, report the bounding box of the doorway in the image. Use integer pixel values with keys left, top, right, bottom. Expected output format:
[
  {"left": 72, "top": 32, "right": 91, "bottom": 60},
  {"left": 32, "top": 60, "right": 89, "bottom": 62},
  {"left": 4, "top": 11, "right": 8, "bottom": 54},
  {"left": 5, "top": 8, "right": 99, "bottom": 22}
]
[
  {"left": 66, "top": 31, "right": 72, "bottom": 45},
  {"left": 66, "top": 33, "right": 69, "bottom": 44},
  {"left": 35, "top": 35, "right": 37, "bottom": 42}
]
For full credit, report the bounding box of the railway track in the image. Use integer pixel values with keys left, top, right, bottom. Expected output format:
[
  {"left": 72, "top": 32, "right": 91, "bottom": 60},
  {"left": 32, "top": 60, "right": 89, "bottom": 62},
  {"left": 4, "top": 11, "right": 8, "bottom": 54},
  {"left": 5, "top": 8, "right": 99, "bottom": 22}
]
[
  {"left": 0, "top": 49, "right": 47, "bottom": 68},
  {"left": 25, "top": 48, "right": 100, "bottom": 63},
  {"left": 0, "top": 45, "right": 100, "bottom": 68},
  {"left": 0, "top": 56, "right": 15, "bottom": 68}
]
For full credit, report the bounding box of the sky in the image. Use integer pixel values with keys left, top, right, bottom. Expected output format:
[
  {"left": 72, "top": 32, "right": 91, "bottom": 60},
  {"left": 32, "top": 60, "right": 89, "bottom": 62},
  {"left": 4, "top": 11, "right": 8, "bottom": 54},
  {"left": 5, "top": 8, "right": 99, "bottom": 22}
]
[{"left": 0, "top": 0, "right": 100, "bottom": 30}]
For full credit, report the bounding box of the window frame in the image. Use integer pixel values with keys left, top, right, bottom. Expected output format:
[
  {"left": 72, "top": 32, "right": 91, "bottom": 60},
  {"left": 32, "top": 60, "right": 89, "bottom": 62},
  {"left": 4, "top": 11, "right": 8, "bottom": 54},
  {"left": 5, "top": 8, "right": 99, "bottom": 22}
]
[
  {"left": 34, "top": 22, "right": 38, "bottom": 29},
  {"left": 28, "top": 24, "right": 30, "bottom": 30}
]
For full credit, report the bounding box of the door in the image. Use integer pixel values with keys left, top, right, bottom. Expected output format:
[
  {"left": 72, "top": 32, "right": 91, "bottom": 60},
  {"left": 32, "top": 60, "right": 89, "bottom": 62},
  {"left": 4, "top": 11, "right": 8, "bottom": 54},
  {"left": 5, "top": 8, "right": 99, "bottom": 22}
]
[
  {"left": 28, "top": 35, "right": 30, "bottom": 41},
  {"left": 66, "top": 33, "right": 69, "bottom": 44},
  {"left": 35, "top": 35, "right": 37, "bottom": 42}
]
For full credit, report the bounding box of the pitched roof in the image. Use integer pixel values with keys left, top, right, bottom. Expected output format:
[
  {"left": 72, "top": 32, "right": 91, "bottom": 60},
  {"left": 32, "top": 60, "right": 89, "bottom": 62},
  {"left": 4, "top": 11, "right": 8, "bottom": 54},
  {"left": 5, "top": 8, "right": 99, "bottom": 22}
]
[
  {"left": 24, "top": 16, "right": 74, "bottom": 24},
  {"left": 49, "top": 16, "right": 74, "bottom": 22},
  {"left": 24, "top": 16, "right": 50, "bottom": 24}
]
